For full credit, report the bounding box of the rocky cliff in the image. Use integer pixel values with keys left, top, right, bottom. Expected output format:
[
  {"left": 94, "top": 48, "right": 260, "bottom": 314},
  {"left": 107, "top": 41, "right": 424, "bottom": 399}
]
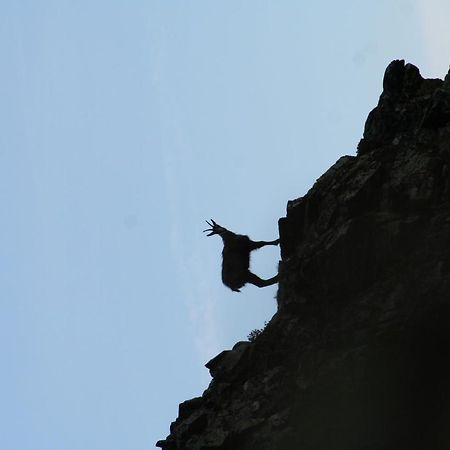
[{"left": 156, "top": 60, "right": 450, "bottom": 450}]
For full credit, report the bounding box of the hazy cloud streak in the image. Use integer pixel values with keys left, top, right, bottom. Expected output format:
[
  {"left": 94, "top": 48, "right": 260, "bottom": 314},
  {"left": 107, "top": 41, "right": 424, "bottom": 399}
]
[{"left": 417, "top": 0, "right": 450, "bottom": 76}]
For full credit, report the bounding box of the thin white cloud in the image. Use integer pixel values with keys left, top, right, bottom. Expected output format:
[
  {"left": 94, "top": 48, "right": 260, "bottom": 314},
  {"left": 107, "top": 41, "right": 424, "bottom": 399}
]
[
  {"left": 162, "top": 143, "right": 222, "bottom": 369},
  {"left": 185, "top": 251, "right": 222, "bottom": 361},
  {"left": 417, "top": 0, "right": 450, "bottom": 77},
  {"left": 153, "top": 21, "right": 222, "bottom": 366}
]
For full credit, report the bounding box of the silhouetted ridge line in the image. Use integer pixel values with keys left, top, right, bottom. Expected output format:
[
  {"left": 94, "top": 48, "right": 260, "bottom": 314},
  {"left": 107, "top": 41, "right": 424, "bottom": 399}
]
[{"left": 157, "top": 60, "right": 450, "bottom": 450}]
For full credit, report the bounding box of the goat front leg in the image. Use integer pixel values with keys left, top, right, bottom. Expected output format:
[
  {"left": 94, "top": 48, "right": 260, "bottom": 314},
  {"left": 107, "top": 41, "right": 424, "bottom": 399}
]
[
  {"left": 249, "top": 238, "right": 280, "bottom": 251},
  {"left": 246, "top": 271, "right": 279, "bottom": 288}
]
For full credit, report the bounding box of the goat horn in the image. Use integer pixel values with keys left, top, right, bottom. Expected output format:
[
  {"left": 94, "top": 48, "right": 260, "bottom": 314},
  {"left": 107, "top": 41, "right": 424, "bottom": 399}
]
[{"left": 203, "top": 220, "right": 213, "bottom": 233}]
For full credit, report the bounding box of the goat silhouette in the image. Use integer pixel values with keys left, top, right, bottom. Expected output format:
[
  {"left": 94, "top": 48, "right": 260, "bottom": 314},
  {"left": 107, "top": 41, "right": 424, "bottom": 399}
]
[{"left": 204, "top": 219, "right": 279, "bottom": 292}]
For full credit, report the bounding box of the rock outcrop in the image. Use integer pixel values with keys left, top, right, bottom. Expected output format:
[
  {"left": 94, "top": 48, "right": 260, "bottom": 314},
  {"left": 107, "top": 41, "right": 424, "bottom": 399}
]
[{"left": 156, "top": 60, "right": 450, "bottom": 450}]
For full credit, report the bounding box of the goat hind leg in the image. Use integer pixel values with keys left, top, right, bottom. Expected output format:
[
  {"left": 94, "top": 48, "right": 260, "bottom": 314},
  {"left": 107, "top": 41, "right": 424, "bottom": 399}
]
[
  {"left": 249, "top": 239, "right": 280, "bottom": 251},
  {"left": 247, "top": 271, "right": 279, "bottom": 288}
]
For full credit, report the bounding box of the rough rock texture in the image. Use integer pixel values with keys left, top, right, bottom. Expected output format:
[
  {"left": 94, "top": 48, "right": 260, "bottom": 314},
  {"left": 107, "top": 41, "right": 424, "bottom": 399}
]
[{"left": 156, "top": 60, "right": 450, "bottom": 450}]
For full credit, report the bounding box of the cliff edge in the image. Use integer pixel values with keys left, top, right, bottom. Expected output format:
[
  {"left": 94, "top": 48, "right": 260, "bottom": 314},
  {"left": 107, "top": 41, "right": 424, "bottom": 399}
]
[{"left": 157, "top": 60, "right": 450, "bottom": 450}]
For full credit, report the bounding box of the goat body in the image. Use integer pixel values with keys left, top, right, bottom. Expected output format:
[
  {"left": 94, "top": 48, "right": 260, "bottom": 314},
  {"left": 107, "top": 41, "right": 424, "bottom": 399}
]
[{"left": 204, "top": 220, "right": 279, "bottom": 292}]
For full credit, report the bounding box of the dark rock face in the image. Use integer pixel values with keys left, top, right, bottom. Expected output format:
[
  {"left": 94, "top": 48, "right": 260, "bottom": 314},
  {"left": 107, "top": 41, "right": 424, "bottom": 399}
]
[
  {"left": 156, "top": 61, "right": 450, "bottom": 450},
  {"left": 357, "top": 59, "right": 449, "bottom": 154}
]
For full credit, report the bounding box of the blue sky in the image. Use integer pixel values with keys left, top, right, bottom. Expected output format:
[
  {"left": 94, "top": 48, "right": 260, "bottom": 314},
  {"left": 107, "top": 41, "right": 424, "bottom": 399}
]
[{"left": 1, "top": 1, "right": 449, "bottom": 449}]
